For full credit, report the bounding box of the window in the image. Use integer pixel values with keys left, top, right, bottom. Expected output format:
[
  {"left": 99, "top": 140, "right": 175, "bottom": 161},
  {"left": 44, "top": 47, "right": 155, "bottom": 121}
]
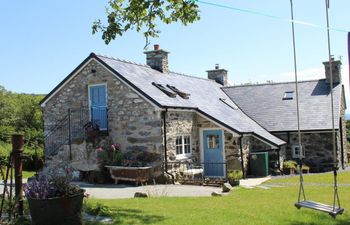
[
  {"left": 283, "top": 91, "right": 294, "bottom": 100},
  {"left": 166, "top": 85, "right": 190, "bottom": 99},
  {"left": 292, "top": 145, "right": 305, "bottom": 158},
  {"left": 175, "top": 135, "right": 191, "bottom": 156},
  {"left": 152, "top": 82, "right": 176, "bottom": 98},
  {"left": 207, "top": 135, "right": 219, "bottom": 149}
]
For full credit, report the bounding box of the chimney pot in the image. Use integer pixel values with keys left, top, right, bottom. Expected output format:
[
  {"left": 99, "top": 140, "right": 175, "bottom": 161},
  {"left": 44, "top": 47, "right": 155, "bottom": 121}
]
[
  {"left": 206, "top": 66, "right": 228, "bottom": 86},
  {"left": 323, "top": 58, "right": 342, "bottom": 84},
  {"left": 144, "top": 45, "right": 169, "bottom": 73}
]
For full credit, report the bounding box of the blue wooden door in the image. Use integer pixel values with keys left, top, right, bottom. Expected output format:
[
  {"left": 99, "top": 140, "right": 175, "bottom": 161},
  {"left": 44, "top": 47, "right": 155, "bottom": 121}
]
[
  {"left": 89, "top": 85, "right": 107, "bottom": 130},
  {"left": 203, "top": 129, "right": 224, "bottom": 177}
]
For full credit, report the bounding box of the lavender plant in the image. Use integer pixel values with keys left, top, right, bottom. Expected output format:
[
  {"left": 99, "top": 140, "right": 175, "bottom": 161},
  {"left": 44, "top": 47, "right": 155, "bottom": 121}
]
[
  {"left": 24, "top": 174, "right": 83, "bottom": 199},
  {"left": 24, "top": 176, "right": 56, "bottom": 199}
]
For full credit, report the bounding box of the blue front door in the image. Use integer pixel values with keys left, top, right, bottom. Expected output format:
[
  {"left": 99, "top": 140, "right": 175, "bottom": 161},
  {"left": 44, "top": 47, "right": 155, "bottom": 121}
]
[
  {"left": 89, "top": 85, "right": 107, "bottom": 130},
  {"left": 203, "top": 129, "right": 224, "bottom": 177}
]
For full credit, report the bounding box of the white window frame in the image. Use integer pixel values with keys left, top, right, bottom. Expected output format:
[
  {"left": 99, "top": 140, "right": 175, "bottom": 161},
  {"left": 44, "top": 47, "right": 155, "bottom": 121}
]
[
  {"left": 175, "top": 134, "right": 192, "bottom": 158},
  {"left": 292, "top": 144, "right": 305, "bottom": 158}
]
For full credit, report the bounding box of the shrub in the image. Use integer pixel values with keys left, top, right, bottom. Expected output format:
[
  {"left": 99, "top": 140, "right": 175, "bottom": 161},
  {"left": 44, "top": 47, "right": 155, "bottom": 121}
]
[
  {"left": 228, "top": 170, "right": 243, "bottom": 181},
  {"left": 84, "top": 201, "right": 113, "bottom": 217},
  {"left": 283, "top": 160, "right": 297, "bottom": 169},
  {"left": 96, "top": 143, "right": 123, "bottom": 167}
]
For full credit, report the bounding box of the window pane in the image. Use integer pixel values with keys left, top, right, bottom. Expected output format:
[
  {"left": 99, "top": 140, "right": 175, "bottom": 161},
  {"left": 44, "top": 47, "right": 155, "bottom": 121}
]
[
  {"left": 207, "top": 135, "right": 219, "bottom": 149},
  {"left": 176, "top": 145, "right": 183, "bottom": 155},
  {"left": 184, "top": 144, "right": 191, "bottom": 154},
  {"left": 283, "top": 91, "right": 294, "bottom": 100},
  {"left": 184, "top": 135, "right": 190, "bottom": 144},
  {"left": 176, "top": 136, "right": 182, "bottom": 145}
]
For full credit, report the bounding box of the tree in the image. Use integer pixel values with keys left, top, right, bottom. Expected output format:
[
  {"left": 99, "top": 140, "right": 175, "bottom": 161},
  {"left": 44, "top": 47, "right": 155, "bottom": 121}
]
[{"left": 92, "top": 0, "right": 200, "bottom": 47}]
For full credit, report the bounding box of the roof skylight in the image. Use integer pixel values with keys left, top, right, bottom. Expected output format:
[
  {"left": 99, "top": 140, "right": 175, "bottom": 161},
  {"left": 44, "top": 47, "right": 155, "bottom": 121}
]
[
  {"left": 283, "top": 91, "right": 294, "bottom": 100},
  {"left": 166, "top": 85, "right": 190, "bottom": 99},
  {"left": 152, "top": 82, "right": 176, "bottom": 98}
]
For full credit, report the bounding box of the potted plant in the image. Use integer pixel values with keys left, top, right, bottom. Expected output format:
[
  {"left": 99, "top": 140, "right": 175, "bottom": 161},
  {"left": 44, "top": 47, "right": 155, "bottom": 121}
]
[
  {"left": 83, "top": 121, "right": 100, "bottom": 142},
  {"left": 283, "top": 160, "right": 297, "bottom": 175},
  {"left": 24, "top": 174, "right": 85, "bottom": 225},
  {"left": 227, "top": 170, "right": 243, "bottom": 186}
]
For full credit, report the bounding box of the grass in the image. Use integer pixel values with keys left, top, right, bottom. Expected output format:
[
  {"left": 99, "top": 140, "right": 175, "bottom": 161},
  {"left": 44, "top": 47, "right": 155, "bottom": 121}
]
[
  {"left": 0, "top": 169, "right": 36, "bottom": 180},
  {"left": 22, "top": 170, "right": 36, "bottom": 179},
  {"left": 85, "top": 171, "right": 350, "bottom": 225}
]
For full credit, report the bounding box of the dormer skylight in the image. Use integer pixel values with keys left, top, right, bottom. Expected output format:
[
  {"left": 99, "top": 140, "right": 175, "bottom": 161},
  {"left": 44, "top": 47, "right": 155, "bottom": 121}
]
[
  {"left": 166, "top": 85, "right": 190, "bottom": 99},
  {"left": 283, "top": 91, "right": 294, "bottom": 100},
  {"left": 219, "top": 98, "right": 238, "bottom": 110},
  {"left": 152, "top": 82, "right": 176, "bottom": 98}
]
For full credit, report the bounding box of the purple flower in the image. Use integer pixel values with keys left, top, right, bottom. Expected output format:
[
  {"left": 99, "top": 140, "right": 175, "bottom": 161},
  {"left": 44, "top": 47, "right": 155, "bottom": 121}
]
[{"left": 24, "top": 176, "right": 57, "bottom": 199}]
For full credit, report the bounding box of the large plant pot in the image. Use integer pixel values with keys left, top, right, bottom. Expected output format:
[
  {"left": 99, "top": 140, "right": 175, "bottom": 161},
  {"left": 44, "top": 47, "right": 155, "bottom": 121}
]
[
  {"left": 27, "top": 189, "right": 85, "bottom": 225},
  {"left": 228, "top": 179, "right": 240, "bottom": 186}
]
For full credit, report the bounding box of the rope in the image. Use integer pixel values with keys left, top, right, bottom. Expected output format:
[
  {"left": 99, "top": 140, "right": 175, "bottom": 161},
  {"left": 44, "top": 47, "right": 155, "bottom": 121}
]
[
  {"left": 325, "top": 0, "right": 341, "bottom": 210},
  {"left": 289, "top": 0, "right": 306, "bottom": 203},
  {"left": 195, "top": 0, "right": 348, "bottom": 33}
]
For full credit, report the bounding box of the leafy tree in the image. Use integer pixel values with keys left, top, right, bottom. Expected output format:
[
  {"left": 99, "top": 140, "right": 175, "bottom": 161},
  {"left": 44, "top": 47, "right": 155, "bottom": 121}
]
[
  {"left": 0, "top": 85, "right": 44, "bottom": 161},
  {"left": 92, "top": 0, "right": 200, "bottom": 47}
]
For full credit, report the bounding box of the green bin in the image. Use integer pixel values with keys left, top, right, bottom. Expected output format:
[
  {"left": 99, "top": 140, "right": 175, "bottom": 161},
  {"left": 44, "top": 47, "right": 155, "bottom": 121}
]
[{"left": 249, "top": 152, "right": 269, "bottom": 177}]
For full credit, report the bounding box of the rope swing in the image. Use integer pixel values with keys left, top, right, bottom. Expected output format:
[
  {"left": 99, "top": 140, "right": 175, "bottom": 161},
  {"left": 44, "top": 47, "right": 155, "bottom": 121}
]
[{"left": 290, "top": 0, "right": 344, "bottom": 218}]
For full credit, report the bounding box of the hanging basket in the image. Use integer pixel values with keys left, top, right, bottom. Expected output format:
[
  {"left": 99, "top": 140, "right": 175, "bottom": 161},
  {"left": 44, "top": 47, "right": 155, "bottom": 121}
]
[{"left": 27, "top": 189, "right": 85, "bottom": 225}]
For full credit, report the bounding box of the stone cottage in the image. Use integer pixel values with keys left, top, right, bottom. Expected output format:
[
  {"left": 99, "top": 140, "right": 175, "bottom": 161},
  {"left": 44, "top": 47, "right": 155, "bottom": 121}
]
[
  {"left": 40, "top": 45, "right": 346, "bottom": 180},
  {"left": 223, "top": 59, "right": 348, "bottom": 172}
]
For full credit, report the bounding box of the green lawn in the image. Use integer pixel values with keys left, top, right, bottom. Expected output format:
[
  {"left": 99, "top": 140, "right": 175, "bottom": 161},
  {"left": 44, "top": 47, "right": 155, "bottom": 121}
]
[
  {"left": 85, "top": 171, "right": 350, "bottom": 225},
  {"left": 22, "top": 170, "right": 36, "bottom": 179}
]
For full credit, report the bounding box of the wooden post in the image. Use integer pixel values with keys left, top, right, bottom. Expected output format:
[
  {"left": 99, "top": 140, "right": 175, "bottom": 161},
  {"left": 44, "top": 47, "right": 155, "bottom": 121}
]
[{"left": 12, "top": 134, "right": 24, "bottom": 216}]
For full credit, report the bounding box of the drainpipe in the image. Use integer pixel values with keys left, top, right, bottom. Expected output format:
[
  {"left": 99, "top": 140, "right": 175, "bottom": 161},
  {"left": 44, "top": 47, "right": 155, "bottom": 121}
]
[
  {"left": 162, "top": 107, "right": 174, "bottom": 184},
  {"left": 239, "top": 136, "right": 246, "bottom": 179}
]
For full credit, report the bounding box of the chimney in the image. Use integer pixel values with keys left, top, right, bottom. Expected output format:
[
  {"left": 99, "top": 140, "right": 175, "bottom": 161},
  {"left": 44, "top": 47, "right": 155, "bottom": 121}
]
[
  {"left": 323, "top": 57, "right": 342, "bottom": 84},
  {"left": 144, "top": 44, "right": 169, "bottom": 73},
  {"left": 207, "top": 64, "right": 228, "bottom": 86}
]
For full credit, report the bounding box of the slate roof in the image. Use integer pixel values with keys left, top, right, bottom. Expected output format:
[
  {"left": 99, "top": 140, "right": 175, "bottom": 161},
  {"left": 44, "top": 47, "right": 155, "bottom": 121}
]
[
  {"left": 222, "top": 80, "right": 344, "bottom": 132},
  {"left": 91, "top": 54, "right": 285, "bottom": 147}
]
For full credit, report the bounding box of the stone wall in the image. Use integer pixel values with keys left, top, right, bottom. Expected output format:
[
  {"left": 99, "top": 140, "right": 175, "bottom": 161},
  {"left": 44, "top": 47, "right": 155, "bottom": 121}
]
[
  {"left": 196, "top": 114, "right": 246, "bottom": 174},
  {"left": 164, "top": 112, "right": 247, "bottom": 176},
  {"left": 43, "top": 60, "right": 163, "bottom": 175},
  {"left": 165, "top": 111, "right": 199, "bottom": 162},
  {"left": 274, "top": 132, "right": 335, "bottom": 172}
]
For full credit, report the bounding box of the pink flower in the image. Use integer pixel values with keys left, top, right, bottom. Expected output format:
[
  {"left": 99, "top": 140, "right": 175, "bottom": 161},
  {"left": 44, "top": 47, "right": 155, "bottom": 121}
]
[
  {"left": 96, "top": 147, "right": 103, "bottom": 153},
  {"left": 111, "top": 144, "right": 116, "bottom": 151}
]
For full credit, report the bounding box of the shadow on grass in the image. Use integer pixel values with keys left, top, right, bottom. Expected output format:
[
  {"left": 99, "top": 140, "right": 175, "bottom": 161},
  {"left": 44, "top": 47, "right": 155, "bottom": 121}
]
[
  {"left": 84, "top": 208, "right": 168, "bottom": 225},
  {"left": 113, "top": 208, "right": 167, "bottom": 224},
  {"left": 286, "top": 212, "right": 350, "bottom": 225},
  {"left": 288, "top": 220, "right": 350, "bottom": 225}
]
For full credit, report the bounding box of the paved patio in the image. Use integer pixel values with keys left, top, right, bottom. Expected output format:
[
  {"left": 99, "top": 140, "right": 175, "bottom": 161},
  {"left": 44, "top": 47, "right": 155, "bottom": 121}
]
[
  {"left": 74, "top": 182, "right": 223, "bottom": 199},
  {"left": 0, "top": 176, "right": 271, "bottom": 199}
]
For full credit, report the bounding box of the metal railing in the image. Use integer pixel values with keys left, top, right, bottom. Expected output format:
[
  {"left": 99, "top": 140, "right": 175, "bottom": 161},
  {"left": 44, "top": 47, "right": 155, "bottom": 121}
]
[
  {"left": 166, "top": 161, "right": 227, "bottom": 184},
  {"left": 44, "top": 107, "right": 108, "bottom": 158}
]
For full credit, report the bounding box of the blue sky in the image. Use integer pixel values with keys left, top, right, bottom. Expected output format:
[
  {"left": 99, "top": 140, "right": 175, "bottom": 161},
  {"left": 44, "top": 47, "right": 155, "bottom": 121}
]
[{"left": 0, "top": 0, "right": 349, "bottom": 99}]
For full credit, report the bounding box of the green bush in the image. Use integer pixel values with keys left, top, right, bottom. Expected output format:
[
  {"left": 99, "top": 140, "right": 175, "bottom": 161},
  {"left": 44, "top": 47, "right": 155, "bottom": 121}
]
[
  {"left": 283, "top": 160, "right": 297, "bottom": 169},
  {"left": 84, "top": 201, "right": 113, "bottom": 217},
  {"left": 227, "top": 170, "right": 243, "bottom": 180}
]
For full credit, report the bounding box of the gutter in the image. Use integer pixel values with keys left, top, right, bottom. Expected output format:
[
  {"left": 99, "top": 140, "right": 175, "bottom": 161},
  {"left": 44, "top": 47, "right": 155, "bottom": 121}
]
[{"left": 162, "top": 107, "right": 174, "bottom": 184}]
